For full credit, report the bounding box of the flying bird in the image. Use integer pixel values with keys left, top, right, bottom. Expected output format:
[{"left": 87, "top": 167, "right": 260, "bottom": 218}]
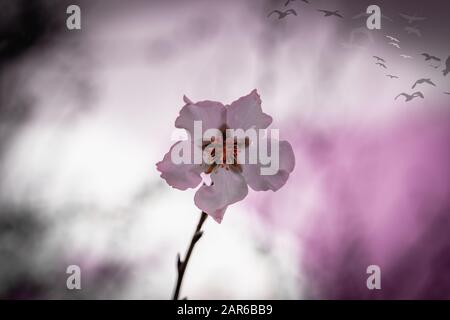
[
  {"left": 285, "top": 0, "right": 309, "bottom": 5},
  {"left": 400, "top": 54, "right": 412, "bottom": 59},
  {"left": 412, "top": 78, "right": 436, "bottom": 89},
  {"left": 421, "top": 53, "right": 441, "bottom": 62},
  {"left": 405, "top": 26, "right": 421, "bottom": 37},
  {"left": 399, "top": 13, "right": 426, "bottom": 24},
  {"left": 318, "top": 10, "right": 343, "bottom": 18},
  {"left": 386, "top": 75, "right": 399, "bottom": 79},
  {"left": 268, "top": 9, "right": 298, "bottom": 19},
  {"left": 443, "top": 56, "right": 450, "bottom": 76},
  {"left": 395, "top": 91, "right": 424, "bottom": 102},
  {"left": 444, "top": 92, "right": 450, "bottom": 95},
  {"left": 373, "top": 56, "right": 385, "bottom": 63},
  {"left": 352, "top": 12, "right": 367, "bottom": 19},
  {"left": 386, "top": 35, "right": 400, "bottom": 42},
  {"left": 376, "top": 62, "right": 387, "bottom": 69},
  {"left": 352, "top": 12, "right": 392, "bottom": 21},
  {"left": 389, "top": 42, "right": 400, "bottom": 49}
]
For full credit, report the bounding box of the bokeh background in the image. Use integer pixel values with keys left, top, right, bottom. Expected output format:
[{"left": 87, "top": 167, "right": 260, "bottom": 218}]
[{"left": 0, "top": 0, "right": 449, "bottom": 299}]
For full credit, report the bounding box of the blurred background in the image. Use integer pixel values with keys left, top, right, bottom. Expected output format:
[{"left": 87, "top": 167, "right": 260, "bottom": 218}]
[{"left": 0, "top": 0, "right": 449, "bottom": 299}]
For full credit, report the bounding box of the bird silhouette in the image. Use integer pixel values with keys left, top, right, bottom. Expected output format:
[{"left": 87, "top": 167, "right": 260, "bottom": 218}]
[
  {"left": 386, "top": 35, "right": 400, "bottom": 42},
  {"left": 387, "top": 74, "right": 399, "bottom": 79},
  {"left": 444, "top": 92, "right": 450, "bottom": 95},
  {"left": 399, "top": 13, "right": 426, "bottom": 24},
  {"left": 395, "top": 91, "right": 424, "bottom": 102},
  {"left": 405, "top": 26, "right": 421, "bottom": 37},
  {"left": 268, "top": 9, "right": 298, "bottom": 19},
  {"left": 352, "top": 12, "right": 392, "bottom": 21},
  {"left": 389, "top": 42, "right": 400, "bottom": 49},
  {"left": 285, "top": 0, "right": 309, "bottom": 5},
  {"left": 376, "top": 62, "right": 387, "bottom": 69},
  {"left": 318, "top": 10, "right": 343, "bottom": 18},
  {"left": 443, "top": 56, "right": 450, "bottom": 76},
  {"left": 421, "top": 53, "right": 441, "bottom": 62},
  {"left": 400, "top": 54, "right": 412, "bottom": 59},
  {"left": 412, "top": 78, "right": 436, "bottom": 89},
  {"left": 373, "top": 56, "right": 385, "bottom": 63}
]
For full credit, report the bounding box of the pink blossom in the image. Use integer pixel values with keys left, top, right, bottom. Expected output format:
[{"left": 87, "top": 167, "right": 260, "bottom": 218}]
[{"left": 156, "top": 90, "right": 295, "bottom": 223}]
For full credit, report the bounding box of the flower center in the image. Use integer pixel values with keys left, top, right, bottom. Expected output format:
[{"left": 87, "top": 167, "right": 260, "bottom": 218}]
[{"left": 202, "top": 130, "right": 249, "bottom": 174}]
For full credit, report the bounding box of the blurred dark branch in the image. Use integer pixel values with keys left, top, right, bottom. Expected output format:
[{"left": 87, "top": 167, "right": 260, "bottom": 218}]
[{"left": 172, "top": 211, "right": 207, "bottom": 300}]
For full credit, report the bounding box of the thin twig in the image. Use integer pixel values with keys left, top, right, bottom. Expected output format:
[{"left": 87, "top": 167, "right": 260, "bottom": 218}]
[{"left": 172, "top": 211, "right": 208, "bottom": 300}]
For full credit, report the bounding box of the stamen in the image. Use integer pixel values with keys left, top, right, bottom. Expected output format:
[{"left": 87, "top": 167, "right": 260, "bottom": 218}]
[{"left": 202, "top": 129, "right": 251, "bottom": 175}]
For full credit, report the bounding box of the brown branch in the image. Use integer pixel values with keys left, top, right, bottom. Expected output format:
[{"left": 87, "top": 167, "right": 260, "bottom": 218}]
[{"left": 172, "top": 211, "right": 208, "bottom": 300}]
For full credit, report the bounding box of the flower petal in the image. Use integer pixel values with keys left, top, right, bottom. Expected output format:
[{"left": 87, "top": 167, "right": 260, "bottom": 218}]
[
  {"left": 175, "top": 96, "right": 226, "bottom": 138},
  {"left": 208, "top": 206, "right": 228, "bottom": 224},
  {"left": 156, "top": 140, "right": 204, "bottom": 190},
  {"left": 226, "top": 89, "right": 272, "bottom": 130},
  {"left": 194, "top": 169, "right": 248, "bottom": 223},
  {"left": 242, "top": 139, "right": 295, "bottom": 191}
]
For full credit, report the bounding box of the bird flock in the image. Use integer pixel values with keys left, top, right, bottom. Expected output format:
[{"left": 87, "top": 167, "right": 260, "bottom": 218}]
[
  {"left": 371, "top": 23, "right": 449, "bottom": 102},
  {"left": 267, "top": 1, "right": 450, "bottom": 102},
  {"left": 377, "top": 52, "right": 450, "bottom": 102},
  {"left": 268, "top": 0, "right": 343, "bottom": 20}
]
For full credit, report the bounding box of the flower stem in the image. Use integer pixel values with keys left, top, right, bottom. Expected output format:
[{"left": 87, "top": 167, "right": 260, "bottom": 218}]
[{"left": 172, "top": 211, "right": 208, "bottom": 300}]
